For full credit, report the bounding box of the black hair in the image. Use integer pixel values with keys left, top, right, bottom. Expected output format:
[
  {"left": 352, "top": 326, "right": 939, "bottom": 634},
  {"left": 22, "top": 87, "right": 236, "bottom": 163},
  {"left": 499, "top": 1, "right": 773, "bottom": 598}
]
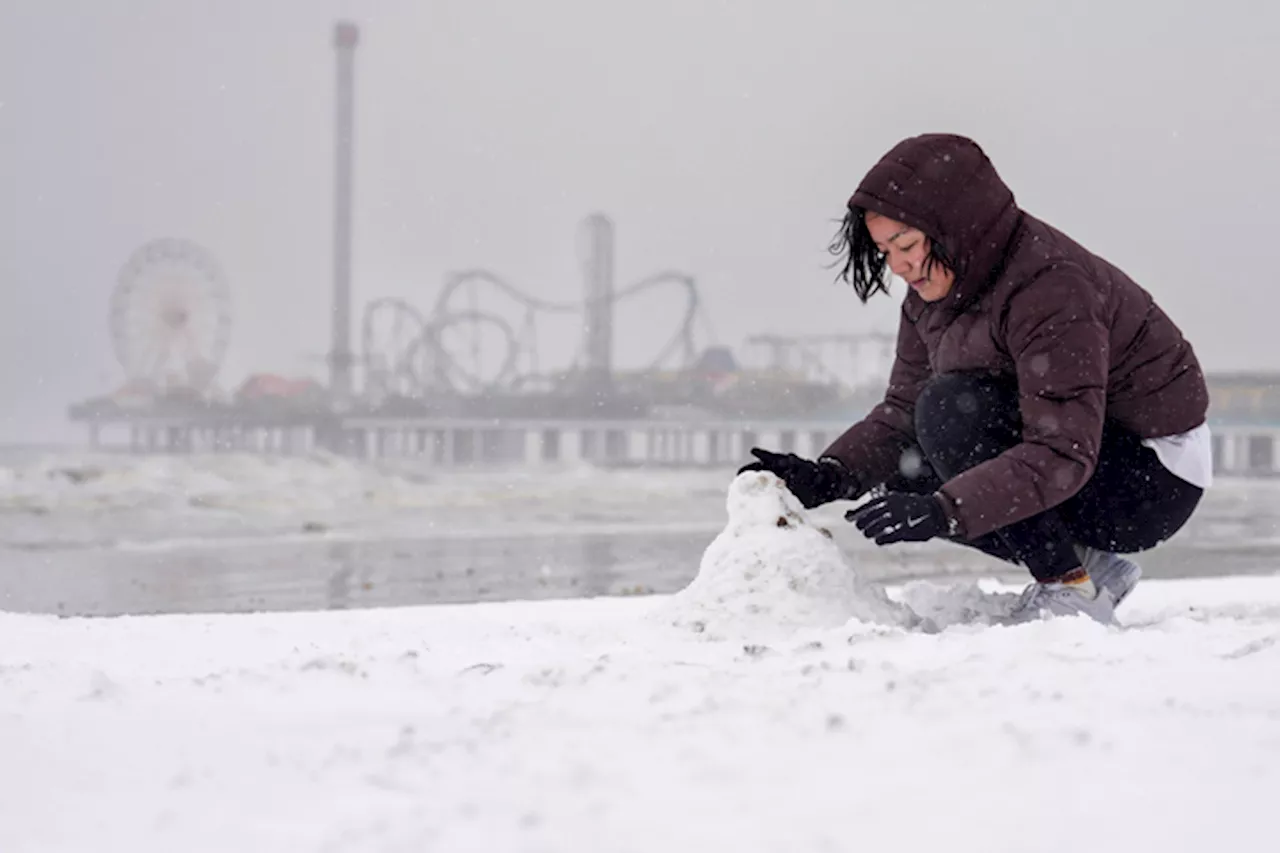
[{"left": 828, "top": 206, "right": 957, "bottom": 303}]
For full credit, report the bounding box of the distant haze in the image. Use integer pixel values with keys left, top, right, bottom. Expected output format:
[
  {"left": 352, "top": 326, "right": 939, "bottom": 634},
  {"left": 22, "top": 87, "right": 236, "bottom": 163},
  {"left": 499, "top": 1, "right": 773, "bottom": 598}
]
[{"left": 4, "top": 0, "right": 1276, "bottom": 442}]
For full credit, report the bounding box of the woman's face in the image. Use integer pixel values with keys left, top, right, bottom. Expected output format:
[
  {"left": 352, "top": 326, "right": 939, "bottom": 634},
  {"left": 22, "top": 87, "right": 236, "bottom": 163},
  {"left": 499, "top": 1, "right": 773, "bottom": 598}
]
[{"left": 865, "top": 212, "right": 955, "bottom": 303}]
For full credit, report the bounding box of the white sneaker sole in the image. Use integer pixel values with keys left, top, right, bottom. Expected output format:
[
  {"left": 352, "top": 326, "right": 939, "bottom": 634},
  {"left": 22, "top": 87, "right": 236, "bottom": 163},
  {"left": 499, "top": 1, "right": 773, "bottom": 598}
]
[{"left": 1092, "top": 557, "right": 1142, "bottom": 607}]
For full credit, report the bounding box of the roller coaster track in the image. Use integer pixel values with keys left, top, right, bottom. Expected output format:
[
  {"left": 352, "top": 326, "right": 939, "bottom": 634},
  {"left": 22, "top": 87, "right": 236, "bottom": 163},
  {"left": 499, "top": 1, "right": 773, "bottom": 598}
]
[{"left": 360, "top": 267, "right": 707, "bottom": 398}]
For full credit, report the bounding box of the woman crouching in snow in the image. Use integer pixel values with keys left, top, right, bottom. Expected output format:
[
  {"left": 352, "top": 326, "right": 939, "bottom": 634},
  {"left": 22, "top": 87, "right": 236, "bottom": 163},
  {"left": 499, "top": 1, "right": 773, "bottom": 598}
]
[{"left": 742, "top": 133, "right": 1210, "bottom": 624}]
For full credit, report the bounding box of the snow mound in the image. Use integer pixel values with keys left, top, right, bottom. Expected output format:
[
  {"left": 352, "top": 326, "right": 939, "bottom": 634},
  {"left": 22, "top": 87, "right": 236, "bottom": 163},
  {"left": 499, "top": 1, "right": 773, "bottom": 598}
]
[
  {"left": 898, "top": 579, "right": 1024, "bottom": 629},
  {"left": 659, "top": 471, "right": 910, "bottom": 638}
]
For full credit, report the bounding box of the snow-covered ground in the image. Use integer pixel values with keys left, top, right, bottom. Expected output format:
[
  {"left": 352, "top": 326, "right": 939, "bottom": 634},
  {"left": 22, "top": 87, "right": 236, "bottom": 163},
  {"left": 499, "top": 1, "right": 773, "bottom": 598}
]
[
  {"left": 4, "top": 472, "right": 1279, "bottom": 852},
  {"left": 5, "top": 448, "right": 1280, "bottom": 618},
  {"left": 0, "top": 449, "right": 733, "bottom": 548},
  {"left": 0, "top": 450, "right": 739, "bottom": 614},
  {"left": 4, "top": 447, "right": 1280, "bottom": 554}
]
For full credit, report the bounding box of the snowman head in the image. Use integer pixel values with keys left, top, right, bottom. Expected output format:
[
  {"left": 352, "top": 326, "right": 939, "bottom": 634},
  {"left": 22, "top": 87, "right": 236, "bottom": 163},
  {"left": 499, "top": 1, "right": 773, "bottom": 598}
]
[{"left": 726, "top": 470, "right": 831, "bottom": 539}]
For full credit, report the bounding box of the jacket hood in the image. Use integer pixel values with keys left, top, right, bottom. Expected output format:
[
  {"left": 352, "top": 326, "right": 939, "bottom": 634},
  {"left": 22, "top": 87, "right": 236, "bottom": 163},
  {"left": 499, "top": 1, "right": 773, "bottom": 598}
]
[{"left": 849, "top": 134, "right": 1022, "bottom": 311}]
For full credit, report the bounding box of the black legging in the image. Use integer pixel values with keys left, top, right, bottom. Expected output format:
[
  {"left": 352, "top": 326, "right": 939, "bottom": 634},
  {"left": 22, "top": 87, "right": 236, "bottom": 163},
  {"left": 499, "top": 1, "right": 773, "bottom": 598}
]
[{"left": 883, "top": 372, "right": 1204, "bottom": 581}]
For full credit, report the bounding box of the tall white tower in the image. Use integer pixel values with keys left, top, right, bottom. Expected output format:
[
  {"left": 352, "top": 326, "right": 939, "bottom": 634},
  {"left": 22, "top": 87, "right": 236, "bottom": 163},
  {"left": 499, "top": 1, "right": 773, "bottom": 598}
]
[
  {"left": 329, "top": 21, "right": 359, "bottom": 402},
  {"left": 581, "top": 213, "right": 615, "bottom": 399}
]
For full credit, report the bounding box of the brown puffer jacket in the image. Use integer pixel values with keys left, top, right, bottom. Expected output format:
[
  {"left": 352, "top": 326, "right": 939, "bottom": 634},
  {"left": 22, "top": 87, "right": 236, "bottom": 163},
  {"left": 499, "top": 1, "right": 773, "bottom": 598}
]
[{"left": 824, "top": 134, "right": 1208, "bottom": 539}]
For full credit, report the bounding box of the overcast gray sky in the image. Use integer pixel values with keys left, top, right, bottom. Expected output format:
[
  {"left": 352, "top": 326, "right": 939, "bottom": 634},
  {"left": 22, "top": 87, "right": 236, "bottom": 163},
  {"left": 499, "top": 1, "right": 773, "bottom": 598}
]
[{"left": 3, "top": 0, "right": 1277, "bottom": 443}]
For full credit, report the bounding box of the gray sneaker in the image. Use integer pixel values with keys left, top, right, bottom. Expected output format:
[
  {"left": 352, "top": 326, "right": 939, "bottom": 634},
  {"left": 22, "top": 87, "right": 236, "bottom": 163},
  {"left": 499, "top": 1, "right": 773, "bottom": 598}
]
[
  {"left": 1006, "top": 580, "right": 1117, "bottom": 625},
  {"left": 1075, "top": 547, "right": 1142, "bottom": 607}
]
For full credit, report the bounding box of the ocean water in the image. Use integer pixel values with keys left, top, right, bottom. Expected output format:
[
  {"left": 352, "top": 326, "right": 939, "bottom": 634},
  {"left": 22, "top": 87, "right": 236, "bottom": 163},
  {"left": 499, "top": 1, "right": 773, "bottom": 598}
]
[{"left": 2, "top": 445, "right": 1278, "bottom": 616}]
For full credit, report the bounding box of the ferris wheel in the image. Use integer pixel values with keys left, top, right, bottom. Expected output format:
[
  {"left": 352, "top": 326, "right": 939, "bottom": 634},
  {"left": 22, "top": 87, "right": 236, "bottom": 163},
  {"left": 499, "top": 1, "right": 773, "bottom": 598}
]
[{"left": 109, "top": 238, "right": 232, "bottom": 392}]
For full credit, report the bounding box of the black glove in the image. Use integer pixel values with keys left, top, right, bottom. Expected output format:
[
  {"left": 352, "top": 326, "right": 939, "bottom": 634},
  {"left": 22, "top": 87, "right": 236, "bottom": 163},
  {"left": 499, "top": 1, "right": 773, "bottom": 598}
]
[
  {"left": 845, "top": 492, "right": 949, "bottom": 545},
  {"left": 737, "top": 447, "right": 859, "bottom": 509}
]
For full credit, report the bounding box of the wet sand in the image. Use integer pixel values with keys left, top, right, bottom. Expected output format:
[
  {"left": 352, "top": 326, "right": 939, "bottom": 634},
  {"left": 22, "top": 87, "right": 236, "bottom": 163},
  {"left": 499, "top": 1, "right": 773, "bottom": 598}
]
[{"left": 3, "top": 523, "right": 1275, "bottom": 617}]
